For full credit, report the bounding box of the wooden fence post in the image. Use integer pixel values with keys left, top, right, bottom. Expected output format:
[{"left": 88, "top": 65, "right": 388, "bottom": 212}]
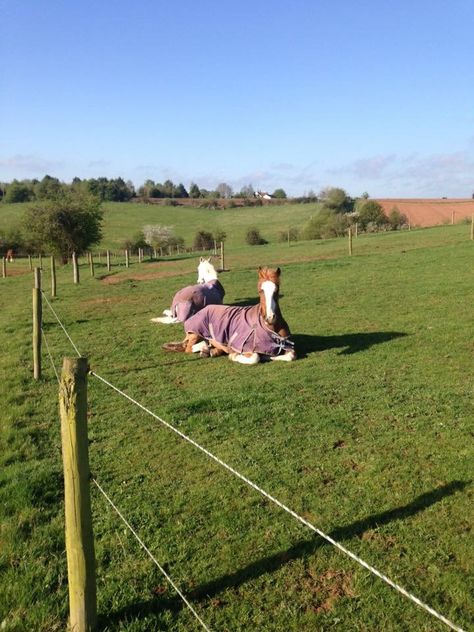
[
  {"left": 470, "top": 214, "right": 474, "bottom": 241},
  {"left": 51, "top": 255, "right": 57, "bottom": 298},
  {"left": 72, "top": 252, "right": 80, "bottom": 284},
  {"left": 33, "top": 267, "right": 42, "bottom": 380},
  {"left": 2, "top": 257, "right": 6, "bottom": 278},
  {"left": 59, "top": 357, "right": 97, "bottom": 632},
  {"left": 125, "top": 249, "right": 129, "bottom": 268},
  {"left": 89, "top": 252, "right": 95, "bottom": 277},
  {"left": 106, "top": 250, "right": 111, "bottom": 272},
  {"left": 348, "top": 227, "right": 353, "bottom": 256},
  {"left": 28, "top": 254, "right": 33, "bottom": 270},
  {"left": 39, "top": 253, "right": 43, "bottom": 269},
  {"left": 451, "top": 210, "right": 455, "bottom": 225},
  {"left": 355, "top": 222, "right": 359, "bottom": 238},
  {"left": 220, "top": 241, "right": 225, "bottom": 271}
]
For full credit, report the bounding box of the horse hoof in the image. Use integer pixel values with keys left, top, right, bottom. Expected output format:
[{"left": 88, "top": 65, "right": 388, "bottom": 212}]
[{"left": 162, "top": 341, "right": 186, "bottom": 352}]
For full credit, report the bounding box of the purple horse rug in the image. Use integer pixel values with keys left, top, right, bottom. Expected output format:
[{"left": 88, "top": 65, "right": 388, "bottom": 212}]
[
  {"left": 184, "top": 304, "right": 294, "bottom": 356},
  {"left": 171, "top": 279, "right": 225, "bottom": 322}
]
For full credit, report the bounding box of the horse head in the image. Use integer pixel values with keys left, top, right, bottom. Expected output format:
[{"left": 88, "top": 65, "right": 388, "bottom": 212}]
[
  {"left": 257, "top": 266, "right": 281, "bottom": 326},
  {"left": 197, "top": 257, "right": 218, "bottom": 284}
]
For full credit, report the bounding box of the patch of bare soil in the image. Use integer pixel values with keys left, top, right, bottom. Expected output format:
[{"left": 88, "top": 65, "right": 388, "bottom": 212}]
[
  {"left": 303, "top": 568, "right": 355, "bottom": 613},
  {"left": 376, "top": 198, "right": 474, "bottom": 227}
]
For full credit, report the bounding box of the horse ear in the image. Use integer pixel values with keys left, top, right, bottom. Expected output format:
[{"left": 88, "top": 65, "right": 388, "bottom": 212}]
[
  {"left": 200, "top": 256, "right": 205, "bottom": 263},
  {"left": 276, "top": 267, "right": 281, "bottom": 275}
]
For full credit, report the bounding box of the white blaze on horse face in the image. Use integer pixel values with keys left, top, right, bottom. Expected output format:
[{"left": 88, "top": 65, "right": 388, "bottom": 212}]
[{"left": 261, "top": 280, "right": 277, "bottom": 324}]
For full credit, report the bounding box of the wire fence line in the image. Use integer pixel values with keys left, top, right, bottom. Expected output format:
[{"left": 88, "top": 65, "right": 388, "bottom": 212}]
[
  {"left": 39, "top": 297, "right": 467, "bottom": 632},
  {"left": 40, "top": 325, "right": 212, "bottom": 632}
]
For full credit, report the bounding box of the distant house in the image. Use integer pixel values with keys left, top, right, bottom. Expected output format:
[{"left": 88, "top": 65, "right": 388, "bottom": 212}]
[{"left": 255, "top": 191, "right": 272, "bottom": 200}]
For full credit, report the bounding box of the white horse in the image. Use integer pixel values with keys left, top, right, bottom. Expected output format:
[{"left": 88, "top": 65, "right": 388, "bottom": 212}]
[{"left": 151, "top": 258, "right": 225, "bottom": 324}]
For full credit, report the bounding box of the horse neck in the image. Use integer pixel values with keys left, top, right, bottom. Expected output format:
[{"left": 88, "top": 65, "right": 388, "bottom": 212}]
[{"left": 203, "top": 271, "right": 217, "bottom": 283}]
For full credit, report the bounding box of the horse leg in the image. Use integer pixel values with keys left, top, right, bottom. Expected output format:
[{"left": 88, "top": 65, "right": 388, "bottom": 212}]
[
  {"left": 228, "top": 352, "right": 260, "bottom": 365},
  {"left": 150, "top": 315, "right": 179, "bottom": 324},
  {"left": 185, "top": 333, "right": 203, "bottom": 353},
  {"left": 270, "top": 350, "right": 296, "bottom": 362}
]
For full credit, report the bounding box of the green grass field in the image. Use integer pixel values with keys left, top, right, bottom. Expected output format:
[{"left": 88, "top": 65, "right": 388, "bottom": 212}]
[{"left": 0, "top": 218, "right": 473, "bottom": 631}]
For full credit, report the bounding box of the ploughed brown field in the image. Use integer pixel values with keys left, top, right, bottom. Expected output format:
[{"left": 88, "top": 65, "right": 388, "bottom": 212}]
[{"left": 375, "top": 198, "right": 474, "bottom": 227}]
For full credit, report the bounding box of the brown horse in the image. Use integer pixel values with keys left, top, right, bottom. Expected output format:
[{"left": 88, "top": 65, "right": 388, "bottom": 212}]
[
  {"left": 164, "top": 267, "right": 296, "bottom": 364},
  {"left": 6, "top": 249, "right": 14, "bottom": 262}
]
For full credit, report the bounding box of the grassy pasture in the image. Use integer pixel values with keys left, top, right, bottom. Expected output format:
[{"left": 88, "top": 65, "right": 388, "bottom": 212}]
[{"left": 0, "top": 224, "right": 473, "bottom": 631}]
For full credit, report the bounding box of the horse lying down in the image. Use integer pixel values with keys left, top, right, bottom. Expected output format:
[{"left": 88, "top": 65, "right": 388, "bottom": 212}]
[
  {"left": 163, "top": 266, "right": 296, "bottom": 365},
  {"left": 151, "top": 257, "right": 225, "bottom": 324}
]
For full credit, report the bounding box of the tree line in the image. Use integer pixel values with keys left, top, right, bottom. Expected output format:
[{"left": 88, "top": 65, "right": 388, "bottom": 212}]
[{"left": 0, "top": 175, "right": 288, "bottom": 203}]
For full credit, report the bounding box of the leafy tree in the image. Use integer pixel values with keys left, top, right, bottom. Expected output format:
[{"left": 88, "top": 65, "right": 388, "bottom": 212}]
[
  {"left": 193, "top": 230, "right": 214, "bottom": 250},
  {"left": 301, "top": 209, "right": 350, "bottom": 240},
  {"left": 355, "top": 200, "right": 388, "bottom": 231},
  {"left": 174, "top": 183, "right": 189, "bottom": 198},
  {"left": 245, "top": 226, "right": 267, "bottom": 245},
  {"left": 319, "top": 187, "right": 353, "bottom": 213},
  {"left": 189, "top": 182, "right": 201, "bottom": 198},
  {"left": 35, "top": 175, "right": 63, "bottom": 199},
  {"left": 22, "top": 191, "right": 103, "bottom": 262},
  {"left": 387, "top": 206, "right": 408, "bottom": 230},
  {"left": 272, "top": 188, "right": 287, "bottom": 199},
  {"left": 5, "top": 180, "right": 34, "bottom": 203},
  {"left": 214, "top": 228, "right": 227, "bottom": 243}
]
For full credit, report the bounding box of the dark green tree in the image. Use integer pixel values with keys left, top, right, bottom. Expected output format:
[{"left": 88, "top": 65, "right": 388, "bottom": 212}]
[
  {"left": 272, "top": 188, "right": 287, "bottom": 199},
  {"left": 189, "top": 182, "right": 201, "bottom": 198},
  {"left": 319, "top": 187, "right": 352, "bottom": 213},
  {"left": 35, "top": 175, "right": 63, "bottom": 199},
  {"left": 22, "top": 190, "right": 103, "bottom": 262},
  {"left": 5, "top": 180, "right": 34, "bottom": 203}
]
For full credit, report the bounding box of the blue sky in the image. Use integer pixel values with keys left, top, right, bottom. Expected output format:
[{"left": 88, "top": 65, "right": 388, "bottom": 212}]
[{"left": 2, "top": 0, "right": 474, "bottom": 197}]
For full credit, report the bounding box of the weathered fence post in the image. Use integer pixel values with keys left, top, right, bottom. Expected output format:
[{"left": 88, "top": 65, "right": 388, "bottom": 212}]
[
  {"left": 213, "top": 240, "right": 217, "bottom": 256},
  {"left": 348, "top": 227, "right": 353, "bottom": 256},
  {"left": 220, "top": 241, "right": 225, "bottom": 271},
  {"left": 89, "top": 252, "right": 95, "bottom": 277},
  {"left": 470, "top": 214, "right": 474, "bottom": 241},
  {"left": 106, "top": 250, "right": 111, "bottom": 272},
  {"left": 451, "top": 210, "right": 455, "bottom": 225},
  {"left": 2, "top": 257, "right": 6, "bottom": 278},
  {"left": 59, "top": 357, "right": 97, "bottom": 632},
  {"left": 28, "top": 254, "right": 33, "bottom": 270},
  {"left": 355, "top": 222, "right": 359, "bottom": 238},
  {"left": 51, "top": 255, "right": 57, "bottom": 298},
  {"left": 32, "top": 267, "right": 42, "bottom": 380},
  {"left": 125, "top": 249, "right": 129, "bottom": 268},
  {"left": 72, "top": 252, "right": 80, "bottom": 284},
  {"left": 39, "top": 253, "right": 43, "bottom": 269}
]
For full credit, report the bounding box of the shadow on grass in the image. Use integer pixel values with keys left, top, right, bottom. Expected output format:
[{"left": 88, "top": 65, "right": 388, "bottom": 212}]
[
  {"left": 293, "top": 331, "right": 408, "bottom": 357},
  {"left": 100, "top": 480, "right": 468, "bottom": 626}
]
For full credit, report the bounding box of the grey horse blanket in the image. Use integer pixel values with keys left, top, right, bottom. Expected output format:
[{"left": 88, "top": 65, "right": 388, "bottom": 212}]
[
  {"left": 171, "top": 279, "right": 225, "bottom": 322},
  {"left": 184, "top": 304, "right": 293, "bottom": 356}
]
